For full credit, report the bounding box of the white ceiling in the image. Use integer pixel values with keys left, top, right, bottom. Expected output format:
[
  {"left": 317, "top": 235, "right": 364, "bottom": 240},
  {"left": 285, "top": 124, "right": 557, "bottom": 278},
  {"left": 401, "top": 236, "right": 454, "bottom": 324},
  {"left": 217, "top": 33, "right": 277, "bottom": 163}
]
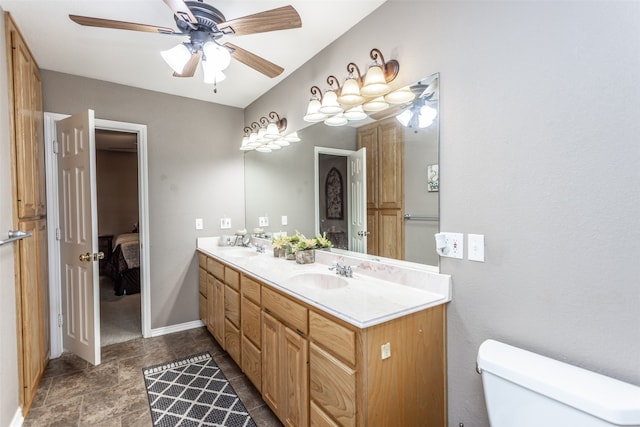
[{"left": 0, "top": 0, "right": 386, "bottom": 108}]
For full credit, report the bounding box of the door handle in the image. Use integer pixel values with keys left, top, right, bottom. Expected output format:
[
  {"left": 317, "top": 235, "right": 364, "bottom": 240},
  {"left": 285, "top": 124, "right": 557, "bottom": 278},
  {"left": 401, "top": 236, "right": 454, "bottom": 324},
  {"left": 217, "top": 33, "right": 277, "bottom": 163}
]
[
  {"left": 79, "top": 252, "right": 104, "bottom": 262},
  {"left": 357, "top": 230, "right": 370, "bottom": 237}
]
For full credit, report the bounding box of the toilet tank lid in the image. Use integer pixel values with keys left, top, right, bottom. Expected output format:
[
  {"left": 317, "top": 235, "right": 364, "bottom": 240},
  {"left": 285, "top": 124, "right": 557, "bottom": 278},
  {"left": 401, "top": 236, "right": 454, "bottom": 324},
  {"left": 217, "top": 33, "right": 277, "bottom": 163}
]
[{"left": 477, "top": 339, "right": 640, "bottom": 425}]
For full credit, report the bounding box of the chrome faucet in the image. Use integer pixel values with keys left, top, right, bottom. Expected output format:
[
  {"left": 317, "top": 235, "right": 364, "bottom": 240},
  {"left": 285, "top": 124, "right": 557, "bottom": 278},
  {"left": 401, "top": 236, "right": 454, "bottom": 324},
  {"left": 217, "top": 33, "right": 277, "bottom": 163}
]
[
  {"left": 329, "top": 262, "right": 353, "bottom": 278},
  {"left": 255, "top": 243, "right": 266, "bottom": 253}
]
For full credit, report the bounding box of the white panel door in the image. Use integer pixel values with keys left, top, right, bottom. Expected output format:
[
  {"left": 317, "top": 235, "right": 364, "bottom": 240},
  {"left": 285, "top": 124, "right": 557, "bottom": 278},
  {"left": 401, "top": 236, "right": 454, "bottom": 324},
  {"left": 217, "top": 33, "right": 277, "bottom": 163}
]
[
  {"left": 57, "top": 110, "right": 101, "bottom": 365},
  {"left": 349, "top": 147, "right": 367, "bottom": 253}
]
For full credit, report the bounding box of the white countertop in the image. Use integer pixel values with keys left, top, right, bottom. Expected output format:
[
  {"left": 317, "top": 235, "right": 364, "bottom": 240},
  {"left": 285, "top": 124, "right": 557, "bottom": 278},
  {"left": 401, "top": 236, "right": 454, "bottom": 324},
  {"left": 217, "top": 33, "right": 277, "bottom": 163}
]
[{"left": 197, "top": 237, "right": 451, "bottom": 328}]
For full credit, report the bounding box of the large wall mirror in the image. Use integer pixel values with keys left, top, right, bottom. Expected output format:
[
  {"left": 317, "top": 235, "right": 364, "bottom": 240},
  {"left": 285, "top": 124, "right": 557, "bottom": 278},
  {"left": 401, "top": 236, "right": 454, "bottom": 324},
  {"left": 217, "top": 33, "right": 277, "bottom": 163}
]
[{"left": 244, "top": 73, "right": 440, "bottom": 269}]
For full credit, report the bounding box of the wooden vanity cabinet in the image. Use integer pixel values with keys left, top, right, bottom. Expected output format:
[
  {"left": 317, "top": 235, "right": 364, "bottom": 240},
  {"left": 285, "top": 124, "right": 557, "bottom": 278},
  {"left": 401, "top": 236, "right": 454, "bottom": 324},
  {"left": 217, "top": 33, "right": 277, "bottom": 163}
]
[
  {"left": 262, "top": 286, "right": 309, "bottom": 427},
  {"left": 241, "top": 275, "right": 262, "bottom": 391}
]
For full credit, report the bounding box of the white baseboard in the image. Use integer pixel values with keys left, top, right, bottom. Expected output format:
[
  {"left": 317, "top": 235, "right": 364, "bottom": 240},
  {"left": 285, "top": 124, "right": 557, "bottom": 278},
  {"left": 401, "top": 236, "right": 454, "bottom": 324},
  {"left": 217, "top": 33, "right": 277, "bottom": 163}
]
[
  {"left": 149, "top": 320, "right": 204, "bottom": 337},
  {"left": 9, "top": 407, "right": 23, "bottom": 427}
]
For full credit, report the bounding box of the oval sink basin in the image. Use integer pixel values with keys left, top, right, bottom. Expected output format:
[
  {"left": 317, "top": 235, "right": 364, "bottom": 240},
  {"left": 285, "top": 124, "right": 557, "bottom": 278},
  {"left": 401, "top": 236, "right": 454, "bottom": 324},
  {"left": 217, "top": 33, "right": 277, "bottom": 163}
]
[
  {"left": 221, "top": 248, "right": 260, "bottom": 259},
  {"left": 285, "top": 272, "right": 349, "bottom": 290}
]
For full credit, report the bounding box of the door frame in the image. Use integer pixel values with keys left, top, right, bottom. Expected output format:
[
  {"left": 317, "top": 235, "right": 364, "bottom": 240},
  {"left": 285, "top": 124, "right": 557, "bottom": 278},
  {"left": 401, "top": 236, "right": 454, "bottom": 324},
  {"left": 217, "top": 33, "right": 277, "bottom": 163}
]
[{"left": 44, "top": 112, "right": 151, "bottom": 358}]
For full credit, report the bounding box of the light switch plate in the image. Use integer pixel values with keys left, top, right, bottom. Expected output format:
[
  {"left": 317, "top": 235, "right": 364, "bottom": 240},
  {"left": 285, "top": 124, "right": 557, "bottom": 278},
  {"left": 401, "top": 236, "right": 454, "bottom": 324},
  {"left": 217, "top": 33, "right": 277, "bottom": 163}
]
[
  {"left": 281, "top": 215, "right": 288, "bottom": 226},
  {"left": 468, "top": 234, "right": 485, "bottom": 262},
  {"left": 195, "top": 218, "right": 203, "bottom": 230}
]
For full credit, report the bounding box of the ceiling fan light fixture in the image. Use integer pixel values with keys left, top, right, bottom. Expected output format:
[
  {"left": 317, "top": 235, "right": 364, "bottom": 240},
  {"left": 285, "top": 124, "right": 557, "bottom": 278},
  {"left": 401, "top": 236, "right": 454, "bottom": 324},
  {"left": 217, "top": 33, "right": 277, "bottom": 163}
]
[
  {"left": 418, "top": 105, "right": 437, "bottom": 127},
  {"left": 396, "top": 109, "right": 413, "bottom": 127},
  {"left": 202, "top": 61, "right": 226, "bottom": 84},
  {"left": 161, "top": 43, "right": 192, "bottom": 74},
  {"left": 202, "top": 41, "right": 231, "bottom": 71}
]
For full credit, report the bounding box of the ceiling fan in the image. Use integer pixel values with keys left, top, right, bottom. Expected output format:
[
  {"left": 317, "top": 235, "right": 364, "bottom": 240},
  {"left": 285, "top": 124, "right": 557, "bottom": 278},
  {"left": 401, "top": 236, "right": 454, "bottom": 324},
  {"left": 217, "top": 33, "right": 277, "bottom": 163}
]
[
  {"left": 369, "top": 79, "right": 438, "bottom": 128},
  {"left": 69, "top": 0, "right": 302, "bottom": 90}
]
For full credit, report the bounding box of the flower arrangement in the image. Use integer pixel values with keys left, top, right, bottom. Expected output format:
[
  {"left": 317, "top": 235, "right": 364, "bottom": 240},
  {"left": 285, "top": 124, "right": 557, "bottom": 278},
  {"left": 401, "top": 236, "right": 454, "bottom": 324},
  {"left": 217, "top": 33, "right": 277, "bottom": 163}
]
[{"left": 272, "top": 232, "right": 332, "bottom": 260}]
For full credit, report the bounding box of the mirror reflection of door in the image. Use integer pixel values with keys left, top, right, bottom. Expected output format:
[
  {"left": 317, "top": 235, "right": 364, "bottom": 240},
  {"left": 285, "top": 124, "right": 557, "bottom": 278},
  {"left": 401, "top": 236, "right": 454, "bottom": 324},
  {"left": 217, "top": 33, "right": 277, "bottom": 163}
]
[{"left": 315, "top": 147, "right": 367, "bottom": 253}]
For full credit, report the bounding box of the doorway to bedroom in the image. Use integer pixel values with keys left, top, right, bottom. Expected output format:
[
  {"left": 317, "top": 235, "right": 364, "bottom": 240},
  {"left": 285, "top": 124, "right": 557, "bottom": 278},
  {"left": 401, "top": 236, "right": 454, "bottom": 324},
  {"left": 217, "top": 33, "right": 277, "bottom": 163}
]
[{"left": 95, "top": 129, "right": 142, "bottom": 346}]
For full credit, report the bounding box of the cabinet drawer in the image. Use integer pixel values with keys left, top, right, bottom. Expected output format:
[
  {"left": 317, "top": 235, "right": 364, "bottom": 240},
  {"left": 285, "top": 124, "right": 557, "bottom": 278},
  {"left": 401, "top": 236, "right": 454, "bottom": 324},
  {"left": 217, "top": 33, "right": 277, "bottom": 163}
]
[
  {"left": 310, "top": 311, "right": 356, "bottom": 366},
  {"left": 225, "top": 266, "right": 240, "bottom": 291},
  {"left": 310, "top": 342, "right": 356, "bottom": 427},
  {"left": 225, "top": 286, "right": 240, "bottom": 328},
  {"left": 242, "top": 297, "right": 261, "bottom": 348},
  {"left": 198, "top": 252, "right": 207, "bottom": 269},
  {"left": 242, "top": 336, "right": 261, "bottom": 392},
  {"left": 262, "top": 286, "right": 308, "bottom": 335},
  {"left": 310, "top": 401, "right": 340, "bottom": 427},
  {"left": 241, "top": 275, "right": 261, "bottom": 304},
  {"left": 198, "top": 267, "right": 207, "bottom": 296},
  {"left": 207, "top": 257, "right": 224, "bottom": 280},
  {"left": 225, "top": 319, "right": 241, "bottom": 366}
]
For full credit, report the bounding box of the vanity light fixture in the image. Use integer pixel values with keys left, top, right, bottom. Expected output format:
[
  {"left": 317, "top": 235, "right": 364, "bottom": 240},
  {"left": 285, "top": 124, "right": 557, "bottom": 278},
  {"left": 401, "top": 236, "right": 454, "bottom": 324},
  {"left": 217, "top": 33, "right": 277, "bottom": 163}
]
[
  {"left": 361, "top": 48, "right": 400, "bottom": 97},
  {"left": 305, "top": 48, "right": 407, "bottom": 127},
  {"left": 303, "top": 86, "right": 328, "bottom": 122},
  {"left": 337, "top": 63, "right": 365, "bottom": 106},
  {"left": 318, "top": 76, "right": 344, "bottom": 115},
  {"left": 241, "top": 112, "right": 299, "bottom": 153}
]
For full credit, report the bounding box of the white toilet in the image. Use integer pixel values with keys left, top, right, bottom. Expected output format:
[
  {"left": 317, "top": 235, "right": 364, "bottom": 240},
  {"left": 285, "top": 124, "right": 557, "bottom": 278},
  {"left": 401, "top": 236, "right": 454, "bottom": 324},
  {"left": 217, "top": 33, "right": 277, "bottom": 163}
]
[{"left": 477, "top": 339, "right": 640, "bottom": 427}]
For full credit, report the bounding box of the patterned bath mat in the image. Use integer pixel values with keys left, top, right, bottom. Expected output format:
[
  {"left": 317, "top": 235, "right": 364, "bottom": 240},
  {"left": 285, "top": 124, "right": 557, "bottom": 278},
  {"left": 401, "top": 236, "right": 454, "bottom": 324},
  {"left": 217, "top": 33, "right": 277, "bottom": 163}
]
[{"left": 143, "top": 352, "right": 257, "bottom": 426}]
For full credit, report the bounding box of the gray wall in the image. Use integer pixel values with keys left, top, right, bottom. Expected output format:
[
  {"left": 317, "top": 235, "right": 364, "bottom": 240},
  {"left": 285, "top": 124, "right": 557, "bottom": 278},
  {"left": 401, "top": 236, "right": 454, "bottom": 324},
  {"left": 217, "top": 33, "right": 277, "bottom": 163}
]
[
  {"left": 0, "top": 8, "right": 21, "bottom": 426},
  {"left": 41, "top": 71, "right": 245, "bottom": 329},
  {"left": 246, "top": 1, "right": 640, "bottom": 425}
]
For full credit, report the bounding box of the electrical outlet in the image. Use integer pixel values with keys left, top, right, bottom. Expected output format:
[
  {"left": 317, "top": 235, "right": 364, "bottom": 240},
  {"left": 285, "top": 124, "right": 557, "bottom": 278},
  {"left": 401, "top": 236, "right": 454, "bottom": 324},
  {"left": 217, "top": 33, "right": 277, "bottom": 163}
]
[
  {"left": 220, "top": 218, "right": 231, "bottom": 229},
  {"left": 381, "top": 342, "right": 391, "bottom": 360},
  {"left": 195, "top": 218, "right": 203, "bottom": 230},
  {"left": 259, "top": 216, "right": 269, "bottom": 227},
  {"left": 437, "top": 232, "right": 464, "bottom": 259}
]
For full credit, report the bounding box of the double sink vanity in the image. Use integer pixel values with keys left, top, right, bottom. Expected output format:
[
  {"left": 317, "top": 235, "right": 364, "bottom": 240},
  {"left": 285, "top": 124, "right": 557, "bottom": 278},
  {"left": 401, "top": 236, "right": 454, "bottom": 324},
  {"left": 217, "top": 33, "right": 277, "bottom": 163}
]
[{"left": 197, "top": 236, "right": 451, "bottom": 426}]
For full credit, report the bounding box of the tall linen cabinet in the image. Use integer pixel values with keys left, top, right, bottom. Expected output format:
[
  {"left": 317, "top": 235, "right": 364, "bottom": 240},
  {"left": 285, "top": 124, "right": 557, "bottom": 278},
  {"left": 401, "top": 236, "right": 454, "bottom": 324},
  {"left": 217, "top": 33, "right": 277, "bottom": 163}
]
[{"left": 5, "top": 13, "right": 50, "bottom": 415}]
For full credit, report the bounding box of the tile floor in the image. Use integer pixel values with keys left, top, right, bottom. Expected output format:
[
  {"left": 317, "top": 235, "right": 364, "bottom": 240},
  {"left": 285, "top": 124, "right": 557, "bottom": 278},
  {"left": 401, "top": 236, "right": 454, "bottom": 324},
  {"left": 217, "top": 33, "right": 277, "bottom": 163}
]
[{"left": 24, "top": 327, "right": 282, "bottom": 426}]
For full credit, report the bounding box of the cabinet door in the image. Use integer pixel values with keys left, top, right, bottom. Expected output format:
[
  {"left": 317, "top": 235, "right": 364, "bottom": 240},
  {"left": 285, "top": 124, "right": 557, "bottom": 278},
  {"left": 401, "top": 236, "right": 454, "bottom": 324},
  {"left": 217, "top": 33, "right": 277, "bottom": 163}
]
[
  {"left": 366, "top": 210, "right": 378, "bottom": 256},
  {"left": 11, "top": 30, "right": 45, "bottom": 218},
  {"left": 357, "top": 125, "right": 378, "bottom": 210},
  {"left": 282, "top": 327, "right": 309, "bottom": 427},
  {"left": 378, "top": 119, "right": 404, "bottom": 209},
  {"left": 261, "top": 311, "right": 282, "bottom": 415},
  {"left": 378, "top": 209, "right": 404, "bottom": 260},
  {"left": 207, "top": 275, "right": 225, "bottom": 346},
  {"left": 198, "top": 266, "right": 207, "bottom": 322},
  {"left": 18, "top": 219, "right": 48, "bottom": 406}
]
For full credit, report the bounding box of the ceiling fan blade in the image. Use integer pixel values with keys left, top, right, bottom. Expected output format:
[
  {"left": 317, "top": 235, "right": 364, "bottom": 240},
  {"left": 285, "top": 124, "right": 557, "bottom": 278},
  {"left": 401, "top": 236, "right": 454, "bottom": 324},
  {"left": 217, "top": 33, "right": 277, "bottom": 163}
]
[
  {"left": 218, "top": 6, "right": 301, "bottom": 37},
  {"left": 69, "top": 15, "right": 177, "bottom": 34},
  {"left": 173, "top": 51, "right": 202, "bottom": 78},
  {"left": 162, "top": 0, "right": 198, "bottom": 24},
  {"left": 225, "top": 43, "right": 284, "bottom": 78}
]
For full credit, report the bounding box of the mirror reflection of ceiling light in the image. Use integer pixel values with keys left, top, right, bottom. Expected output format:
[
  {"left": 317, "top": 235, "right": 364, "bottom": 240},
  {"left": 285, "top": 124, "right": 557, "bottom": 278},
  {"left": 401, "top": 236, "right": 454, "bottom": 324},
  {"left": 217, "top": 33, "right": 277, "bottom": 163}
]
[{"left": 396, "top": 104, "right": 437, "bottom": 129}]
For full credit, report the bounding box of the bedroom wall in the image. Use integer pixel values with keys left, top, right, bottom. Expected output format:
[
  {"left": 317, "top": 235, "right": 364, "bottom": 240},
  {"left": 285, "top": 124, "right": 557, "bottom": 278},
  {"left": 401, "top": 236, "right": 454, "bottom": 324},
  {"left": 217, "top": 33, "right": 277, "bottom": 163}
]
[
  {"left": 41, "top": 70, "right": 245, "bottom": 329},
  {"left": 247, "top": 1, "right": 640, "bottom": 426},
  {"left": 96, "top": 150, "right": 139, "bottom": 237},
  {"left": 0, "top": 7, "right": 21, "bottom": 426}
]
